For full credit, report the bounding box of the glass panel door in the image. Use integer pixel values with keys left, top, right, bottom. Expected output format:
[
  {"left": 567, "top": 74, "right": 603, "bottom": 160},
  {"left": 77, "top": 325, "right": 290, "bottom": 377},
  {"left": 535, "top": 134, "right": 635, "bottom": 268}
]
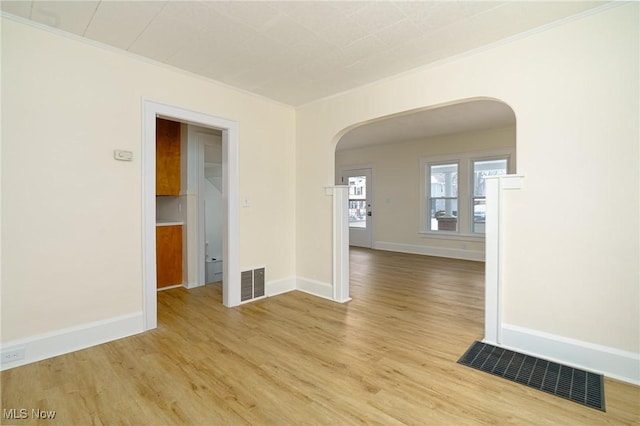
[
  {"left": 343, "top": 168, "right": 373, "bottom": 248},
  {"left": 348, "top": 175, "right": 367, "bottom": 229}
]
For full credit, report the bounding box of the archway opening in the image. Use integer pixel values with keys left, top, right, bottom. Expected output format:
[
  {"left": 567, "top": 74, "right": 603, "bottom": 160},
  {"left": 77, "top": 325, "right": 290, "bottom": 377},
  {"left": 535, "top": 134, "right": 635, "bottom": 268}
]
[{"left": 333, "top": 98, "right": 517, "bottom": 341}]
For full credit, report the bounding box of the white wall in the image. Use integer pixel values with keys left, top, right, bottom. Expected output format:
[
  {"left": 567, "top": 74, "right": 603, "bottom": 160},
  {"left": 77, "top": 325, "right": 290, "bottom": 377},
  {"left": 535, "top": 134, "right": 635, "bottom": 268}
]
[
  {"left": 187, "top": 125, "right": 224, "bottom": 279},
  {"left": 202, "top": 132, "right": 223, "bottom": 261},
  {"left": 336, "top": 126, "right": 515, "bottom": 260},
  {"left": 297, "top": 2, "right": 639, "bottom": 369},
  {"left": 204, "top": 179, "right": 223, "bottom": 260},
  {"left": 1, "top": 18, "right": 296, "bottom": 342}
]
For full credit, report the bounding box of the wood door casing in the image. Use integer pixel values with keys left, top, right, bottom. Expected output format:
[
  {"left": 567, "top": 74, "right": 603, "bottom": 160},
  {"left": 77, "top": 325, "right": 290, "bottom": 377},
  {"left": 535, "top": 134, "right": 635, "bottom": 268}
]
[
  {"left": 156, "top": 118, "right": 181, "bottom": 195},
  {"left": 156, "top": 225, "right": 183, "bottom": 288}
]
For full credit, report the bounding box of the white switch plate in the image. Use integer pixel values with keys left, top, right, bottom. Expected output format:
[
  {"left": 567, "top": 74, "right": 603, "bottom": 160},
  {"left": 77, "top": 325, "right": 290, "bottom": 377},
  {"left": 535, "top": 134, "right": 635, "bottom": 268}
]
[{"left": 114, "top": 150, "right": 133, "bottom": 161}]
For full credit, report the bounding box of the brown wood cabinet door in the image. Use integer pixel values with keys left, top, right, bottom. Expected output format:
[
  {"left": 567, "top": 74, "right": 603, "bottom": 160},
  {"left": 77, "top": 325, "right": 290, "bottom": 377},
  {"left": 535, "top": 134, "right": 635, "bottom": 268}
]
[
  {"left": 156, "top": 225, "right": 183, "bottom": 289},
  {"left": 156, "top": 118, "right": 181, "bottom": 195}
]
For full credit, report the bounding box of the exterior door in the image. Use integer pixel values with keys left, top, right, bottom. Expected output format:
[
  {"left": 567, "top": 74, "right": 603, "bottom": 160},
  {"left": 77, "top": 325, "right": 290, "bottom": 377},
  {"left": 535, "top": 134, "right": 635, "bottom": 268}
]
[{"left": 343, "top": 168, "right": 373, "bottom": 248}]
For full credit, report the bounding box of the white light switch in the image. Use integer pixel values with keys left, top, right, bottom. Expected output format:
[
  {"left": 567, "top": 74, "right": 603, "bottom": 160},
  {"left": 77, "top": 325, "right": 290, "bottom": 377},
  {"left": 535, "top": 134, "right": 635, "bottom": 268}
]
[{"left": 114, "top": 150, "right": 133, "bottom": 161}]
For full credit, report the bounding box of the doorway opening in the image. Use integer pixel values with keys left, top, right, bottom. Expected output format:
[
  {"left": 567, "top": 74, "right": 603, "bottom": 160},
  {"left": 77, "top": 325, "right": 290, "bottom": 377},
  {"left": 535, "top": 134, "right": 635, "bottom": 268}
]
[
  {"left": 339, "top": 167, "right": 373, "bottom": 248},
  {"left": 142, "top": 100, "right": 240, "bottom": 331},
  {"left": 333, "top": 98, "right": 516, "bottom": 342}
]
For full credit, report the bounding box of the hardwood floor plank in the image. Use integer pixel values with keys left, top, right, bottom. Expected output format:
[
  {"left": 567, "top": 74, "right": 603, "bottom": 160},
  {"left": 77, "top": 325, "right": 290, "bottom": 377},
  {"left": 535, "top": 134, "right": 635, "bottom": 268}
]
[{"left": 1, "top": 248, "right": 638, "bottom": 425}]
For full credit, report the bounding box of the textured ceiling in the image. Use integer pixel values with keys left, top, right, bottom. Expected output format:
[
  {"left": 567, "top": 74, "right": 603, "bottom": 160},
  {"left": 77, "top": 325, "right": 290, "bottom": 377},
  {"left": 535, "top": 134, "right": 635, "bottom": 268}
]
[
  {"left": 336, "top": 99, "right": 516, "bottom": 151},
  {"left": 1, "top": 0, "right": 609, "bottom": 107}
]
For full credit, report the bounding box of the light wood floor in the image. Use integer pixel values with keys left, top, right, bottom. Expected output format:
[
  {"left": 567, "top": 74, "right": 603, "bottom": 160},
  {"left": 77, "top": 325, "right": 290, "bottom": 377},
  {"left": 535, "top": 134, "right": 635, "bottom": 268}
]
[{"left": 2, "top": 248, "right": 638, "bottom": 425}]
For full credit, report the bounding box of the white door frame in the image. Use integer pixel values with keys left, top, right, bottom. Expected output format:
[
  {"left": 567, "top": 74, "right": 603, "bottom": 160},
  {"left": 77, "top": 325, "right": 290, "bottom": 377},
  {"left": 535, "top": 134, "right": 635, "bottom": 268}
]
[
  {"left": 196, "top": 135, "right": 208, "bottom": 287},
  {"left": 142, "top": 99, "right": 240, "bottom": 330}
]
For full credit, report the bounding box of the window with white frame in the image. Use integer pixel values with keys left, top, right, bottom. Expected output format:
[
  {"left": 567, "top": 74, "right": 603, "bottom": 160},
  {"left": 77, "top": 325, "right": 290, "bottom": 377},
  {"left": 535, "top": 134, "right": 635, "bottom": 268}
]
[
  {"left": 428, "top": 163, "right": 459, "bottom": 232},
  {"left": 421, "top": 150, "right": 513, "bottom": 236},
  {"left": 472, "top": 159, "right": 508, "bottom": 233}
]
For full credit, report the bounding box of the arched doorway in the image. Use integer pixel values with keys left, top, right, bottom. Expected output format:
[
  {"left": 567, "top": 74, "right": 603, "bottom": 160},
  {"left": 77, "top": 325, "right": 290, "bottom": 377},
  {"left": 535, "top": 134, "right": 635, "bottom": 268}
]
[{"left": 332, "top": 98, "right": 517, "bottom": 342}]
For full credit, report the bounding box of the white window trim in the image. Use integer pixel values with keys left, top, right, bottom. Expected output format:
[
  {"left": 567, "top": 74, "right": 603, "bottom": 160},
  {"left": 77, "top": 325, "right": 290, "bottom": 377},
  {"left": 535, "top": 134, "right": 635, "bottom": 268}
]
[
  {"left": 420, "top": 148, "right": 515, "bottom": 239},
  {"left": 425, "top": 160, "right": 461, "bottom": 234}
]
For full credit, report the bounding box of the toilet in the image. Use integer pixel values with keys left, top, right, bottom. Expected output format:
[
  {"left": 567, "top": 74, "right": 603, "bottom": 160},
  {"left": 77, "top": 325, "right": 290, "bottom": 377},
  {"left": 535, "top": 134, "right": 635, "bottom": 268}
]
[{"left": 205, "top": 256, "right": 223, "bottom": 283}]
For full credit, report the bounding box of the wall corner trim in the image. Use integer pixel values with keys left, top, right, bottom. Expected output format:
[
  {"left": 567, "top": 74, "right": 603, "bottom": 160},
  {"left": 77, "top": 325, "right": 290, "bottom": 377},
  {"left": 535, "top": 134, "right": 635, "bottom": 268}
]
[
  {"left": 500, "top": 323, "right": 640, "bottom": 385},
  {"left": 296, "top": 277, "right": 334, "bottom": 300},
  {"left": 266, "top": 277, "right": 297, "bottom": 297},
  {"left": 0, "top": 312, "right": 144, "bottom": 371}
]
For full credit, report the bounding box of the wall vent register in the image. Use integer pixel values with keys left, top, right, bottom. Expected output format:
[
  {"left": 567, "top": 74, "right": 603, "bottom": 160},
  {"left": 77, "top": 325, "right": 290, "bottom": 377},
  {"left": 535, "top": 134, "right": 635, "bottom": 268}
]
[{"left": 241, "top": 268, "right": 265, "bottom": 302}]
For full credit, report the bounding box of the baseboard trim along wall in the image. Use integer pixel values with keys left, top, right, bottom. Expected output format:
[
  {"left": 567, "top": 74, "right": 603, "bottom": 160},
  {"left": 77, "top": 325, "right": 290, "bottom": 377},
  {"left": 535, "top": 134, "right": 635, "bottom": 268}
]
[
  {"left": 182, "top": 281, "right": 200, "bottom": 289},
  {"left": 499, "top": 323, "right": 640, "bottom": 385},
  {"left": 0, "top": 276, "right": 333, "bottom": 371},
  {"left": 296, "top": 277, "right": 334, "bottom": 300},
  {"left": 8, "top": 281, "right": 636, "bottom": 385},
  {"left": 0, "top": 312, "right": 144, "bottom": 371},
  {"left": 266, "top": 277, "right": 297, "bottom": 297},
  {"left": 374, "top": 241, "right": 484, "bottom": 262}
]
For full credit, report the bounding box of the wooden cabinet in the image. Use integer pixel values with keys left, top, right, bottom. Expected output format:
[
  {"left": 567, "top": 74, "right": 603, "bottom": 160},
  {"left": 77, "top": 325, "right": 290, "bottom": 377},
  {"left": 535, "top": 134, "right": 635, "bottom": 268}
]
[
  {"left": 156, "top": 225, "right": 183, "bottom": 289},
  {"left": 156, "top": 118, "right": 182, "bottom": 288},
  {"left": 156, "top": 118, "right": 181, "bottom": 195}
]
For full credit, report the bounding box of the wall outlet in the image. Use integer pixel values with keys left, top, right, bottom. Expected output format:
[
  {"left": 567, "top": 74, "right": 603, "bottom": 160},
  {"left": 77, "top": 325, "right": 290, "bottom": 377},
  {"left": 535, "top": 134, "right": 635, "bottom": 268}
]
[{"left": 1, "top": 348, "right": 26, "bottom": 364}]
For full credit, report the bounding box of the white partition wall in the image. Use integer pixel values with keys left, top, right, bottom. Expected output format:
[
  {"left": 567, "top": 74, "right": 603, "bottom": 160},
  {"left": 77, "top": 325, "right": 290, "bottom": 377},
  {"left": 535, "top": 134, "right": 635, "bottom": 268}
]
[
  {"left": 484, "top": 175, "right": 524, "bottom": 344},
  {"left": 484, "top": 177, "right": 501, "bottom": 345},
  {"left": 331, "top": 186, "right": 351, "bottom": 303}
]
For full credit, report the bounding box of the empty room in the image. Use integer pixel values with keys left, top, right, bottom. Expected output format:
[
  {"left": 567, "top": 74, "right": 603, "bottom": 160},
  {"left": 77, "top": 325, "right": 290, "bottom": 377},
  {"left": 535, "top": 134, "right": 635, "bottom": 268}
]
[{"left": 1, "top": 1, "right": 638, "bottom": 424}]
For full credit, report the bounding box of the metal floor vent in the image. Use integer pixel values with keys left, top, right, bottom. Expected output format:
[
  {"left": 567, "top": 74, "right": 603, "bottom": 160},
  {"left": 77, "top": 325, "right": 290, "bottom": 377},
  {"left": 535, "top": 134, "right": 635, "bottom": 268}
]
[
  {"left": 240, "top": 268, "right": 265, "bottom": 302},
  {"left": 458, "top": 341, "right": 605, "bottom": 411}
]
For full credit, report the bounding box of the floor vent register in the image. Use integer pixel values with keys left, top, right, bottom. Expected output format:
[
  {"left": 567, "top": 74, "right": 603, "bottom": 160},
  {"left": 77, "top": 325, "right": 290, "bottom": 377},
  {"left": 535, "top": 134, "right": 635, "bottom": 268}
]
[{"left": 458, "top": 341, "right": 605, "bottom": 411}]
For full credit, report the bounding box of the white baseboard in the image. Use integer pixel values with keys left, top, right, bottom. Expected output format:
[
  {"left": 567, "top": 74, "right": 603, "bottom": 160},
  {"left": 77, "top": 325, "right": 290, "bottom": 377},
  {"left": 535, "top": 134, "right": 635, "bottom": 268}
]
[
  {"left": 157, "top": 284, "right": 182, "bottom": 291},
  {"left": 0, "top": 312, "right": 144, "bottom": 371},
  {"left": 183, "top": 281, "right": 199, "bottom": 289},
  {"left": 296, "top": 277, "right": 334, "bottom": 300},
  {"left": 266, "top": 276, "right": 296, "bottom": 297},
  {"left": 374, "top": 241, "right": 484, "bottom": 261},
  {"left": 499, "top": 324, "right": 640, "bottom": 385}
]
